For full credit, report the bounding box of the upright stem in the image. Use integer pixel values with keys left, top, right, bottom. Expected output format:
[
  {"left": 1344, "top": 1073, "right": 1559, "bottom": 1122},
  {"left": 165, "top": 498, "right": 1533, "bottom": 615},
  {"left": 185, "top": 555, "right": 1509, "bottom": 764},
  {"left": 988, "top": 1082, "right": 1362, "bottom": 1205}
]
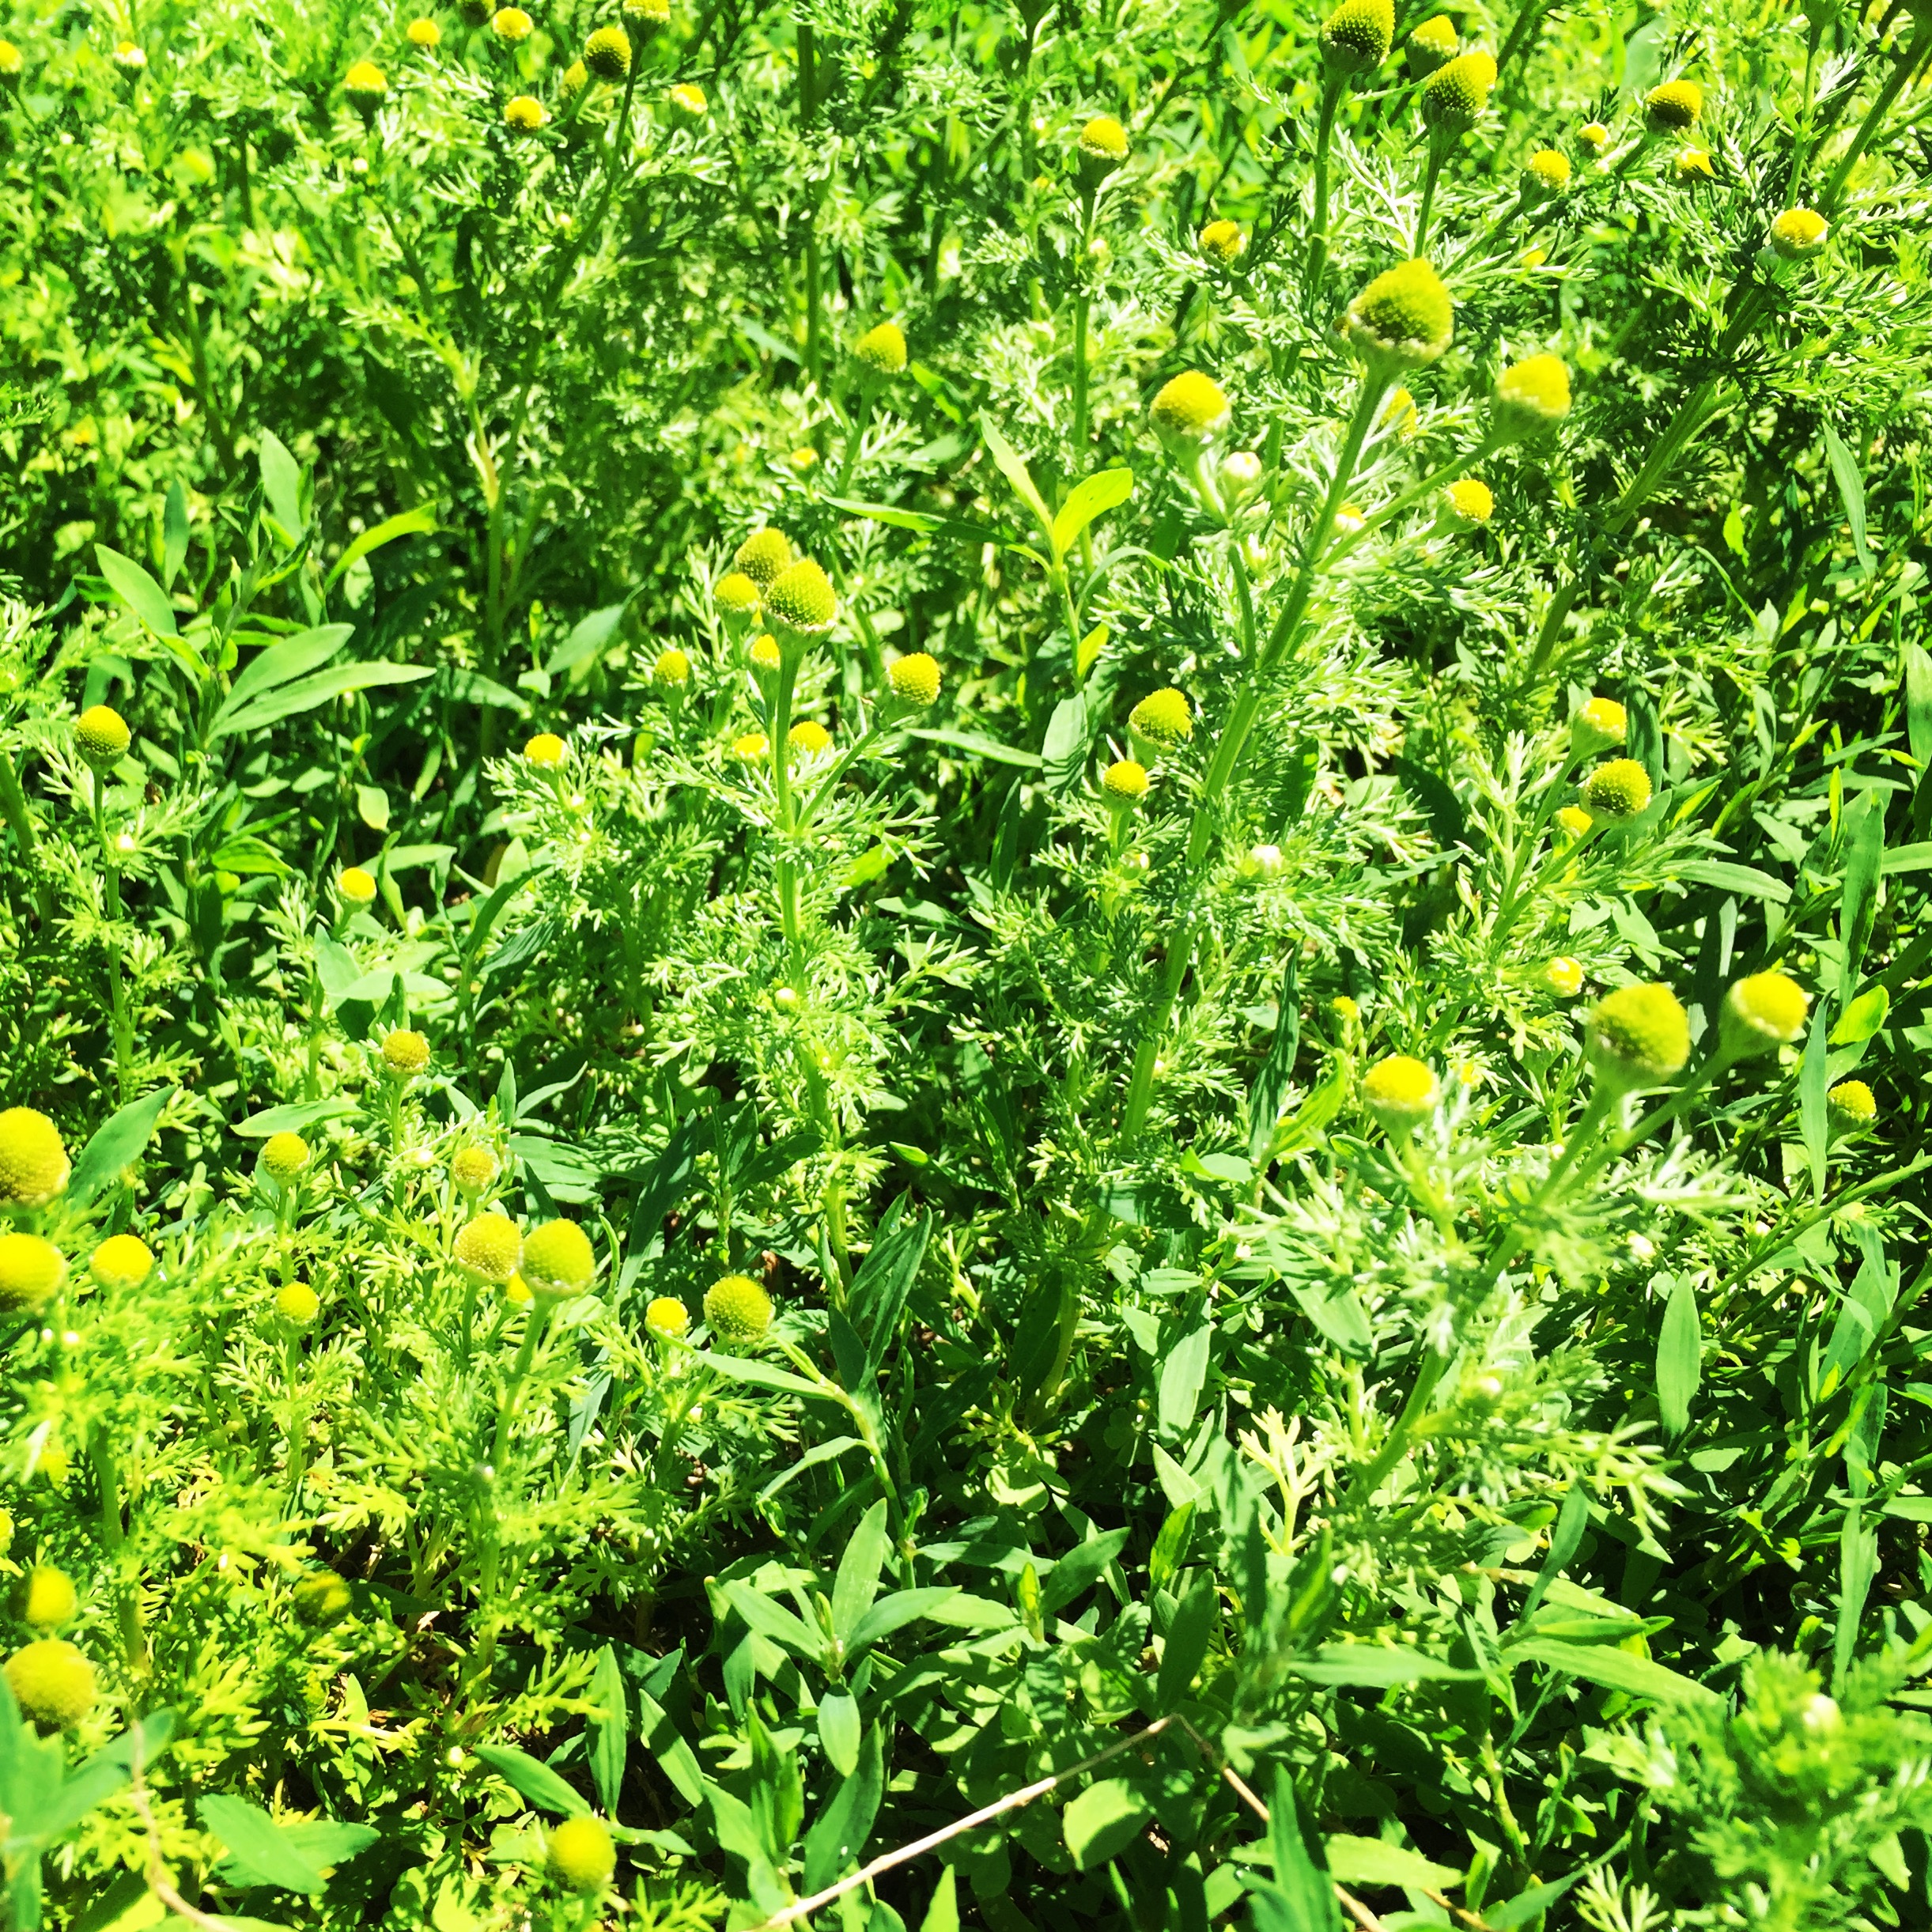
[
  {"left": 1412, "top": 141, "right": 1446, "bottom": 256},
  {"left": 800, "top": 24, "right": 822, "bottom": 388},
  {"left": 490, "top": 1304, "right": 546, "bottom": 1474},
  {"left": 1304, "top": 77, "right": 1344, "bottom": 313},
  {"left": 1817, "top": 17, "right": 1932, "bottom": 213},
  {"left": 91, "top": 779, "right": 132, "bottom": 1102},
  {"left": 89, "top": 1424, "right": 146, "bottom": 1670}
]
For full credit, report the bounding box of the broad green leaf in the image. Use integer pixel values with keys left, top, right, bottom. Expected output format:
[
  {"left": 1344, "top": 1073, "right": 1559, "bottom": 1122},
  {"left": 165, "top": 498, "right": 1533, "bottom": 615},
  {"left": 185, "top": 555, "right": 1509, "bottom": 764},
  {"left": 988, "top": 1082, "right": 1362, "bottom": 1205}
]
[
  {"left": 1077, "top": 622, "right": 1108, "bottom": 679},
  {"left": 1508, "top": 1637, "right": 1719, "bottom": 1704},
  {"left": 1518, "top": 1485, "right": 1591, "bottom": 1621},
  {"left": 199, "top": 1794, "right": 327, "bottom": 1894},
  {"left": 259, "top": 431, "right": 305, "bottom": 543},
  {"left": 1062, "top": 1777, "right": 1148, "bottom": 1871},
  {"left": 587, "top": 1646, "right": 626, "bottom": 1817},
  {"left": 722, "top": 1582, "right": 822, "bottom": 1658},
  {"left": 830, "top": 1499, "right": 892, "bottom": 1642},
  {"left": 67, "top": 1088, "right": 171, "bottom": 1207},
  {"left": 1834, "top": 1503, "right": 1877, "bottom": 1692},
  {"left": 548, "top": 603, "right": 626, "bottom": 677},
  {"left": 825, "top": 496, "right": 1007, "bottom": 548},
  {"left": 1800, "top": 1008, "right": 1830, "bottom": 1197},
  {"left": 848, "top": 1198, "right": 930, "bottom": 1375},
  {"left": 355, "top": 784, "right": 389, "bottom": 832},
  {"left": 1880, "top": 841, "right": 1932, "bottom": 874},
  {"left": 1049, "top": 467, "right": 1133, "bottom": 560},
  {"left": 1831, "top": 984, "right": 1890, "bottom": 1045},
  {"left": 1247, "top": 962, "right": 1300, "bottom": 1160},
  {"left": 844, "top": 1586, "right": 959, "bottom": 1654},
  {"left": 1265, "top": 1768, "right": 1340, "bottom": 1930},
  {"left": 326, "top": 505, "right": 436, "bottom": 584},
  {"left": 162, "top": 482, "right": 190, "bottom": 589},
  {"left": 980, "top": 415, "right": 1053, "bottom": 537},
  {"left": 1822, "top": 422, "right": 1873, "bottom": 576},
  {"left": 1838, "top": 788, "right": 1885, "bottom": 1000},
  {"left": 1656, "top": 1276, "right": 1700, "bottom": 1436},
  {"left": 471, "top": 1744, "right": 590, "bottom": 1817},
  {"left": 698, "top": 1353, "right": 834, "bottom": 1400},
  {"left": 636, "top": 1686, "right": 705, "bottom": 1808},
  {"left": 94, "top": 546, "right": 177, "bottom": 638},
  {"left": 817, "top": 1692, "right": 860, "bottom": 1777},
  {"left": 1041, "top": 692, "right": 1089, "bottom": 792},
  {"left": 906, "top": 728, "right": 1041, "bottom": 769},
  {"left": 235, "top": 1100, "right": 358, "bottom": 1140},
  {"left": 209, "top": 835, "right": 290, "bottom": 878},
  {"left": 1155, "top": 1571, "right": 1219, "bottom": 1710},
  {"left": 1323, "top": 1836, "right": 1461, "bottom": 1891},
  {"left": 917, "top": 1867, "right": 959, "bottom": 1932},
  {"left": 1157, "top": 1324, "right": 1212, "bottom": 1437},
  {"left": 1281, "top": 1644, "right": 1480, "bottom": 1687},
  {"left": 1484, "top": 1870, "right": 1586, "bottom": 1929},
  {"left": 800, "top": 1723, "right": 884, "bottom": 1892},
  {"left": 212, "top": 661, "right": 433, "bottom": 739},
  {"left": 1038, "top": 1529, "right": 1129, "bottom": 1615}
]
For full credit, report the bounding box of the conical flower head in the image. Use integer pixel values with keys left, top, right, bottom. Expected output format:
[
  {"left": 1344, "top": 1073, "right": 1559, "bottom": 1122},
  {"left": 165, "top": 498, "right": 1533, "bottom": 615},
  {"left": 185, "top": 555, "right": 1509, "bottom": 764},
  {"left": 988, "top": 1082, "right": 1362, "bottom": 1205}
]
[
  {"left": 1571, "top": 695, "right": 1625, "bottom": 755},
  {"left": 1645, "top": 78, "right": 1702, "bottom": 130},
  {"left": 292, "top": 1571, "right": 353, "bottom": 1627},
  {"left": 1321, "top": 0, "right": 1393, "bottom": 74},
  {"left": 0, "top": 1234, "right": 65, "bottom": 1313},
  {"left": 1198, "top": 219, "right": 1245, "bottom": 265},
  {"left": 451, "top": 1145, "right": 498, "bottom": 1197},
  {"left": 505, "top": 95, "right": 547, "bottom": 131},
  {"left": 1442, "top": 478, "right": 1493, "bottom": 525},
  {"left": 1587, "top": 983, "right": 1690, "bottom": 1093},
  {"left": 584, "top": 25, "right": 632, "bottom": 78},
  {"left": 705, "top": 1272, "right": 773, "bottom": 1344},
  {"left": 667, "top": 81, "right": 706, "bottom": 115},
  {"left": 1582, "top": 757, "right": 1651, "bottom": 822},
  {"left": 337, "top": 864, "right": 377, "bottom": 905},
  {"left": 1420, "top": 51, "right": 1496, "bottom": 134},
  {"left": 1720, "top": 971, "right": 1808, "bottom": 1059},
  {"left": 653, "top": 647, "right": 691, "bottom": 687},
  {"left": 261, "top": 1131, "right": 310, "bottom": 1184},
  {"left": 5, "top": 1640, "right": 94, "bottom": 1730},
  {"left": 789, "top": 720, "right": 832, "bottom": 757},
  {"left": 89, "top": 1233, "right": 153, "bottom": 1291},
  {"left": 20, "top": 1566, "right": 76, "bottom": 1631},
  {"left": 76, "top": 705, "right": 130, "bottom": 767},
  {"left": 1346, "top": 258, "right": 1454, "bottom": 370},
  {"left": 764, "top": 559, "right": 838, "bottom": 636},
  {"left": 0, "top": 1108, "right": 69, "bottom": 1208},
  {"left": 1492, "top": 353, "right": 1571, "bottom": 440},
  {"left": 1771, "top": 208, "right": 1828, "bottom": 260},
  {"left": 714, "top": 571, "right": 762, "bottom": 618},
  {"left": 549, "top": 1816, "right": 616, "bottom": 1892},
  {"left": 344, "top": 59, "right": 388, "bottom": 104},
  {"left": 854, "top": 322, "right": 907, "bottom": 376},
  {"left": 456, "top": 1213, "right": 522, "bottom": 1284},
  {"left": 888, "top": 652, "right": 941, "bottom": 706},
  {"left": 1828, "top": 1079, "right": 1877, "bottom": 1131},
  {"left": 524, "top": 732, "right": 565, "bottom": 764},
  {"left": 748, "top": 633, "right": 781, "bottom": 672},
  {"left": 1578, "top": 120, "right": 1610, "bottom": 151},
  {"left": 522, "top": 1218, "right": 596, "bottom": 1297},
  {"left": 1150, "top": 371, "right": 1231, "bottom": 452},
  {"left": 1541, "top": 956, "right": 1584, "bottom": 997},
  {"left": 381, "top": 1030, "right": 429, "bottom": 1078},
  {"left": 1362, "top": 1054, "right": 1439, "bottom": 1136},
  {"left": 1405, "top": 13, "right": 1457, "bottom": 73},
  {"left": 491, "top": 6, "right": 532, "bottom": 37},
  {"left": 277, "top": 1281, "right": 319, "bottom": 1325},
  {"left": 1524, "top": 148, "right": 1571, "bottom": 195},
  {"left": 1077, "top": 115, "right": 1129, "bottom": 172},
  {"left": 734, "top": 528, "right": 792, "bottom": 589},
  {"left": 645, "top": 1295, "right": 690, "bottom": 1337},
  {"left": 1102, "top": 758, "right": 1148, "bottom": 802},
  {"left": 1129, "top": 687, "right": 1193, "bottom": 748},
  {"left": 625, "top": 0, "right": 671, "bottom": 21},
  {"left": 406, "top": 17, "right": 441, "bottom": 48}
]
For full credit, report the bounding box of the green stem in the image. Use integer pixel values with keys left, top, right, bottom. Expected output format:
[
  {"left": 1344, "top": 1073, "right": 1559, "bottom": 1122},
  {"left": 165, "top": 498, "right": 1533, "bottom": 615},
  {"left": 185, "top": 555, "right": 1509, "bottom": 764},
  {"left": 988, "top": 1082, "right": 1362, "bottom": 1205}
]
[
  {"left": 1817, "top": 17, "right": 1932, "bottom": 214},
  {"left": 89, "top": 1425, "right": 146, "bottom": 1670},
  {"left": 92, "top": 779, "right": 132, "bottom": 1102},
  {"left": 1305, "top": 76, "right": 1344, "bottom": 313},
  {"left": 490, "top": 1303, "right": 546, "bottom": 1474},
  {"left": 284, "top": 1333, "right": 308, "bottom": 1514},
  {"left": 800, "top": 23, "right": 822, "bottom": 388},
  {"left": 1412, "top": 140, "right": 1446, "bottom": 255}
]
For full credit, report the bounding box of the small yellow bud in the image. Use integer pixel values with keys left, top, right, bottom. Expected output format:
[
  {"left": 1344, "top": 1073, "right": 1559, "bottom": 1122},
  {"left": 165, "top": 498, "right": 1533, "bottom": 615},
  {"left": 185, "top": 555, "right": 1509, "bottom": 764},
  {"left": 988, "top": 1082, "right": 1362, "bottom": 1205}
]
[
  {"left": 705, "top": 1272, "right": 773, "bottom": 1344},
  {"left": 1333, "top": 501, "right": 1367, "bottom": 533},
  {"left": 1198, "top": 219, "right": 1245, "bottom": 265},
  {"left": 1770, "top": 208, "right": 1828, "bottom": 259},
  {"left": 0, "top": 1234, "right": 66, "bottom": 1313},
  {"left": 584, "top": 25, "right": 632, "bottom": 78},
  {"left": 1675, "top": 146, "right": 1714, "bottom": 181},
  {"left": 1581, "top": 758, "right": 1652, "bottom": 822},
  {"left": 1406, "top": 13, "right": 1458, "bottom": 73},
  {"left": 626, "top": 0, "right": 671, "bottom": 19},
  {"left": 764, "top": 559, "right": 839, "bottom": 636},
  {"left": 1556, "top": 804, "right": 1594, "bottom": 840},
  {"left": 854, "top": 323, "right": 908, "bottom": 376},
  {"left": 1493, "top": 354, "right": 1571, "bottom": 440},
  {"left": 734, "top": 528, "right": 792, "bottom": 589},
  {"left": 277, "top": 1280, "right": 320, "bottom": 1326},
  {"left": 292, "top": 1571, "right": 353, "bottom": 1627},
  {"left": 1321, "top": 0, "right": 1394, "bottom": 74},
  {"left": 1646, "top": 78, "right": 1703, "bottom": 130},
  {"left": 505, "top": 95, "right": 547, "bottom": 131},
  {"left": 549, "top": 1815, "right": 616, "bottom": 1892},
  {"left": 0, "top": 40, "right": 24, "bottom": 76},
  {"left": 89, "top": 1234, "right": 153, "bottom": 1291},
  {"left": 344, "top": 58, "right": 387, "bottom": 104},
  {"left": 1524, "top": 148, "right": 1571, "bottom": 194},
  {"left": 1420, "top": 51, "right": 1496, "bottom": 136},
  {"left": 1578, "top": 120, "right": 1610, "bottom": 151},
  {"left": 561, "top": 59, "right": 589, "bottom": 95},
  {"left": 6, "top": 1640, "right": 95, "bottom": 1730},
  {"left": 20, "top": 1567, "right": 77, "bottom": 1631},
  {"left": 112, "top": 40, "right": 146, "bottom": 69},
  {"left": 1077, "top": 115, "right": 1129, "bottom": 168},
  {"left": 521, "top": 1219, "right": 596, "bottom": 1297},
  {"left": 76, "top": 705, "right": 130, "bottom": 768},
  {"left": 1541, "top": 956, "right": 1585, "bottom": 997},
  {"left": 1573, "top": 696, "right": 1626, "bottom": 755},
  {"left": 1129, "top": 687, "right": 1193, "bottom": 749},
  {"left": 1828, "top": 1079, "right": 1877, "bottom": 1132},
  {"left": 456, "top": 1213, "right": 522, "bottom": 1284},
  {"left": 888, "top": 652, "right": 941, "bottom": 706},
  {"left": 667, "top": 81, "right": 706, "bottom": 115},
  {"left": 653, "top": 647, "right": 692, "bottom": 687},
  {"left": 1587, "top": 984, "right": 1690, "bottom": 1093},
  {"left": 646, "top": 1295, "right": 691, "bottom": 1337},
  {"left": 1331, "top": 995, "right": 1360, "bottom": 1023},
  {"left": 1520, "top": 246, "right": 1548, "bottom": 269},
  {"left": 1720, "top": 971, "right": 1809, "bottom": 1059},
  {"left": 732, "top": 731, "right": 769, "bottom": 762},
  {"left": 452, "top": 1145, "right": 498, "bottom": 1196},
  {"left": 749, "top": 633, "right": 781, "bottom": 672},
  {"left": 787, "top": 446, "right": 819, "bottom": 470},
  {"left": 505, "top": 1272, "right": 532, "bottom": 1306},
  {"left": 1102, "top": 758, "right": 1149, "bottom": 803},
  {"left": 0, "top": 1109, "right": 70, "bottom": 1208},
  {"left": 1361, "top": 1054, "right": 1439, "bottom": 1136},
  {"left": 381, "top": 1030, "right": 430, "bottom": 1078},
  {"left": 1442, "top": 478, "right": 1494, "bottom": 526},
  {"left": 337, "top": 864, "right": 378, "bottom": 905},
  {"left": 262, "top": 1131, "right": 310, "bottom": 1184},
  {"left": 491, "top": 6, "right": 533, "bottom": 38},
  {"left": 406, "top": 17, "right": 441, "bottom": 48},
  {"left": 1149, "top": 371, "right": 1231, "bottom": 450},
  {"left": 524, "top": 732, "right": 565, "bottom": 765},
  {"left": 789, "top": 720, "right": 832, "bottom": 757},
  {"left": 1346, "top": 258, "right": 1454, "bottom": 370},
  {"left": 1379, "top": 388, "right": 1419, "bottom": 439}
]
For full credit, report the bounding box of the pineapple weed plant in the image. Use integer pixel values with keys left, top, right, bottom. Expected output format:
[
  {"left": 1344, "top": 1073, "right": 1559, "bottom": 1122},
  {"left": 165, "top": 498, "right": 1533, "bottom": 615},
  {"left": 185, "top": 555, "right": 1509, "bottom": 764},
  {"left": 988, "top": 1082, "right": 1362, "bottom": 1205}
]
[{"left": 2, "top": 0, "right": 1932, "bottom": 1923}]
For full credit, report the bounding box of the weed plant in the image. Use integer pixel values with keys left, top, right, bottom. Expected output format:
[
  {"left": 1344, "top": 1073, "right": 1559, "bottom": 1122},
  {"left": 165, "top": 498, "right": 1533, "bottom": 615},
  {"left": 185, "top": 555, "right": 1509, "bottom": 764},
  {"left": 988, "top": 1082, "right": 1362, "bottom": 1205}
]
[{"left": 0, "top": 0, "right": 1930, "bottom": 1923}]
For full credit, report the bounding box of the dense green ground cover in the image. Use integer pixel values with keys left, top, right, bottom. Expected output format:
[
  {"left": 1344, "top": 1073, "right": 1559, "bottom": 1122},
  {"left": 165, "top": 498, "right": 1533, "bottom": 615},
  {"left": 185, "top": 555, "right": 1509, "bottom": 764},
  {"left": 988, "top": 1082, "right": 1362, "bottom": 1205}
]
[{"left": 0, "top": 0, "right": 1930, "bottom": 1923}]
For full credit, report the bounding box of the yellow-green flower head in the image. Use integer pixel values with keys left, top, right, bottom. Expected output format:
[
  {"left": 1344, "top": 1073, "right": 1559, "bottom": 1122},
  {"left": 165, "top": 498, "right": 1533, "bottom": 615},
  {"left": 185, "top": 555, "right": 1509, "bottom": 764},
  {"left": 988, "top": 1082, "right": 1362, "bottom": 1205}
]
[
  {"left": 714, "top": 571, "right": 762, "bottom": 620},
  {"left": 491, "top": 6, "right": 533, "bottom": 38},
  {"left": 1493, "top": 353, "right": 1571, "bottom": 440},
  {"left": 1443, "top": 478, "right": 1494, "bottom": 525},
  {"left": 452, "top": 1144, "right": 498, "bottom": 1196},
  {"left": 524, "top": 731, "right": 565, "bottom": 766},
  {"left": 1078, "top": 115, "right": 1129, "bottom": 165},
  {"left": 112, "top": 40, "right": 146, "bottom": 69},
  {"left": 1541, "top": 955, "right": 1585, "bottom": 997},
  {"left": 1332, "top": 995, "right": 1360, "bottom": 1023},
  {"left": 0, "top": 1108, "right": 70, "bottom": 1208},
  {"left": 522, "top": 1218, "right": 596, "bottom": 1297},
  {"left": 337, "top": 864, "right": 378, "bottom": 905},
  {"left": 0, "top": 1234, "right": 66, "bottom": 1314},
  {"left": 549, "top": 1815, "right": 616, "bottom": 1893},
  {"left": 1129, "top": 687, "right": 1193, "bottom": 748},
  {"left": 1102, "top": 758, "right": 1149, "bottom": 803},
  {"left": 75, "top": 705, "right": 130, "bottom": 768},
  {"left": 1555, "top": 803, "right": 1593, "bottom": 841},
  {"left": 1361, "top": 1054, "right": 1439, "bottom": 1135},
  {"left": 1720, "top": 970, "right": 1809, "bottom": 1059},
  {"left": 732, "top": 730, "right": 769, "bottom": 761},
  {"left": 456, "top": 1212, "right": 522, "bottom": 1284},
  {"left": 1770, "top": 208, "right": 1828, "bottom": 260},
  {"left": 1150, "top": 371, "right": 1231, "bottom": 452},
  {"left": 1321, "top": 0, "right": 1393, "bottom": 75},
  {"left": 1346, "top": 258, "right": 1454, "bottom": 370},
  {"left": 381, "top": 1030, "right": 431, "bottom": 1079},
  {"left": 734, "top": 527, "right": 792, "bottom": 589},
  {"left": 1578, "top": 119, "right": 1609, "bottom": 151},
  {"left": 1420, "top": 51, "right": 1497, "bottom": 134},
  {"left": 748, "top": 633, "right": 781, "bottom": 672},
  {"left": 277, "top": 1280, "right": 319, "bottom": 1326},
  {"left": 89, "top": 1233, "right": 153, "bottom": 1292},
  {"left": 292, "top": 1571, "right": 354, "bottom": 1627},
  {"left": 1198, "top": 219, "right": 1245, "bottom": 265},
  {"left": 653, "top": 646, "right": 691, "bottom": 687},
  {"left": 1581, "top": 757, "right": 1651, "bottom": 822},
  {"left": 667, "top": 81, "right": 706, "bottom": 115},
  {"left": 788, "top": 720, "right": 831, "bottom": 758},
  {"left": 645, "top": 1295, "right": 690, "bottom": 1337},
  {"left": 1573, "top": 695, "right": 1626, "bottom": 754},
  {"left": 584, "top": 24, "right": 632, "bottom": 78},
  {"left": 1524, "top": 148, "right": 1571, "bottom": 194},
  {"left": 505, "top": 1272, "right": 532, "bottom": 1306},
  {"left": 1333, "top": 501, "right": 1367, "bottom": 533},
  {"left": 626, "top": 0, "right": 671, "bottom": 20},
  {"left": 344, "top": 58, "right": 388, "bottom": 102},
  {"left": 854, "top": 322, "right": 908, "bottom": 377},
  {"left": 505, "top": 95, "right": 548, "bottom": 130},
  {"left": 889, "top": 652, "right": 942, "bottom": 706},
  {"left": 1405, "top": 13, "right": 1458, "bottom": 74},
  {"left": 1645, "top": 78, "right": 1702, "bottom": 130},
  {"left": 764, "top": 558, "right": 839, "bottom": 636},
  {"left": 6, "top": 1640, "right": 94, "bottom": 1730},
  {"left": 1521, "top": 245, "right": 1547, "bottom": 269},
  {"left": 406, "top": 17, "right": 441, "bottom": 49},
  {"left": 788, "top": 445, "right": 818, "bottom": 471},
  {"left": 1380, "top": 387, "right": 1419, "bottom": 439},
  {"left": 705, "top": 1272, "right": 773, "bottom": 1344},
  {"left": 19, "top": 1566, "right": 77, "bottom": 1631},
  {"left": 561, "top": 59, "right": 589, "bottom": 96},
  {"left": 1828, "top": 1079, "right": 1877, "bottom": 1131},
  {"left": 262, "top": 1131, "right": 310, "bottom": 1185},
  {"left": 0, "top": 40, "right": 23, "bottom": 76},
  {"left": 1675, "top": 146, "right": 1713, "bottom": 181},
  {"left": 1587, "top": 983, "right": 1690, "bottom": 1092}
]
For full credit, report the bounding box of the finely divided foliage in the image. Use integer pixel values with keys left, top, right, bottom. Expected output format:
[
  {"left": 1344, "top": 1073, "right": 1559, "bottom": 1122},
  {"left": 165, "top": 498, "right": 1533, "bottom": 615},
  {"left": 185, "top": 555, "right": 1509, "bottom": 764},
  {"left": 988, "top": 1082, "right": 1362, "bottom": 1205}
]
[{"left": 0, "top": 0, "right": 1927, "bottom": 1924}]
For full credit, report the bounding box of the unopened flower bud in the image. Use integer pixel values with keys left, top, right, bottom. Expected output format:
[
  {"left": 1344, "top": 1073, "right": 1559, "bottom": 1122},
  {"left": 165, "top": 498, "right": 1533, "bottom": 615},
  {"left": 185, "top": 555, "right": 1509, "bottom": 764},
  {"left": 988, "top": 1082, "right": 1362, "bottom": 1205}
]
[
  {"left": 1150, "top": 371, "right": 1231, "bottom": 452},
  {"left": 1346, "top": 258, "right": 1454, "bottom": 370},
  {"left": 1719, "top": 971, "right": 1808, "bottom": 1059},
  {"left": 76, "top": 705, "right": 130, "bottom": 768},
  {"left": 1581, "top": 758, "right": 1651, "bottom": 822},
  {"left": 1828, "top": 1079, "right": 1877, "bottom": 1132},
  {"left": 1198, "top": 218, "right": 1245, "bottom": 265},
  {"left": 1492, "top": 354, "right": 1571, "bottom": 441},
  {"left": 1420, "top": 51, "right": 1496, "bottom": 136},
  {"left": 888, "top": 652, "right": 942, "bottom": 706},
  {"left": 1571, "top": 696, "right": 1626, "bottom": 757},
  {"left": 705, "top": 1272, "right": 773, "bottom": 1344},
  {"left": 1321, "top": 0, "right": 1394, "bottom": 76},
  {"left": 1362, "top": 1054, "right": 1439, "bottom": 1136},
  {"left": 1586, "top": 984, "right": 1689, "bottom": 1093},
  {"left": 1102, "top": 758, "right": 1149, "bottom": 803},
  {"left": 1406, "top": 13, "right": 1457, "bottom": 74},
  {"left": 1770, "top": 208, "right": 1828, "bottom": 260},
  {"left": 1645, "top": 78, "right": 1702, "bottom": 130}
]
